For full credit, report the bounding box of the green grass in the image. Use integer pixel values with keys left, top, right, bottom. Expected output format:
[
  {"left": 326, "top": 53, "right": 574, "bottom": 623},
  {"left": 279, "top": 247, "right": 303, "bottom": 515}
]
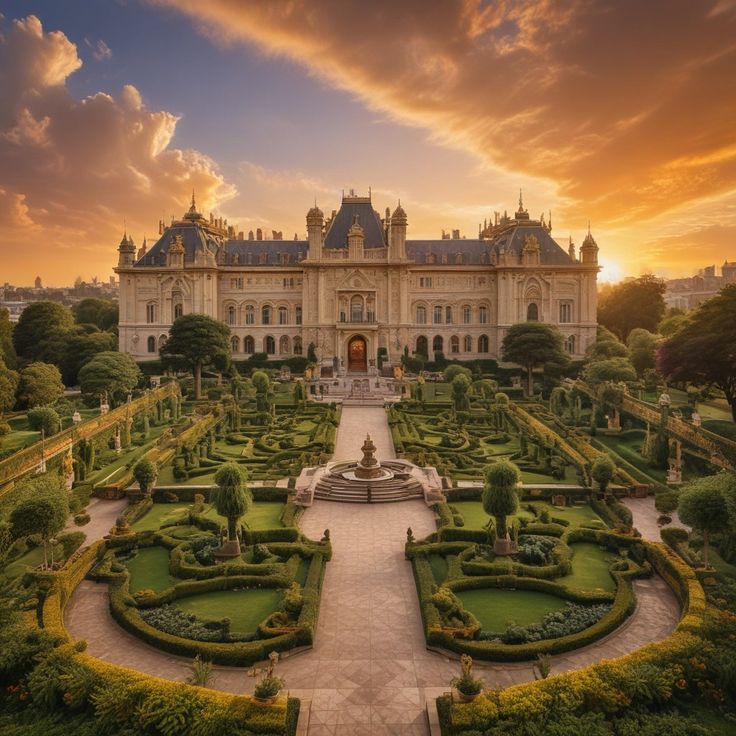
[
  {"left": 562, "top": 543, "right": 616, "bottom": 593},
  {"left": 175, "top": 588, "right": 282, "bottom": 633},
  {"left": 451, "top": 501, "right": 534, "bottom": 529},
  {"left": 125, "top": 547, "right": 176, "bottom": 593},
  {"left": 4, "top": 545, "right": 55, "bottom": 578},
  {"left": 1, "top": 429, "right": 41, "bottom": 452},
  {"left": 457, "top": 588, "right": 568, "bottom": 631},
  {"left": 532, "top": 502, "right": 604, "bottom": 527},
  {"left": 429, "top": 554, "right": 448, "bottom": 585},
  {"left": 131, "top": 502, "right": 191, "bottom": 532},
  {"left": 202, "top": 501, "right": 285, "bottom": 530}
]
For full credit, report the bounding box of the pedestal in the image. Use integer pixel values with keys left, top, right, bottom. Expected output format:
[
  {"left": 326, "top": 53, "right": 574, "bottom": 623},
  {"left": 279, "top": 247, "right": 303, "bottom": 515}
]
[{"left": 214, "top": 539, "right": 241, "bottom": 561}]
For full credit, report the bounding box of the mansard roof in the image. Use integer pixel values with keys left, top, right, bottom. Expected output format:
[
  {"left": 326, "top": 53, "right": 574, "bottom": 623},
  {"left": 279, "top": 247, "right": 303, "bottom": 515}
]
[
  {"left": 222, "top": 239, "right": 308, "bottom": 265},
  {"left": 135, "top": 222, "right": 219, "bottom": 267},
  {"left": 324, "top": 196, "right": 386, "bottom": 249},
  {"left": 489, "top": 222, "right": 573, "bottom": 265}
]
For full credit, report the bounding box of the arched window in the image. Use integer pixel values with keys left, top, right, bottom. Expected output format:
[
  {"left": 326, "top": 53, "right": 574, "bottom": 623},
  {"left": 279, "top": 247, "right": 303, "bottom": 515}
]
[
  {"left": 478, "top": 305, "right": 488, "bottom": 324},
  {"left": 278, "top": 306, "right": 288, "bottom": 325},
  {"left": 462, "top": 305, "right": 471, "bottom": 324},
  {"left": 564, "top": 335, "right": 576, "bottom": 354},
  {"left": 416, "top": 335, "right": 428, "bottom": 357},
  {"left": 244, "top": 335, "right": 255, "bottom": 354},
  {"left": 450, "top": 335, "right": 460, "bottom": 354},
  {"left": 146, "top": 303, "right": 156, "bottom": 324},
  {"left": 351, "top": 295, "right": 364, "bottom": 322},
  {"left": 527, "top": 302, "right": 539, "bottom": 321},
  {"left": 433, "top": 305, "right": 442, "bottom": 324},
  {"left": 147, "top": 336, "right": 156, "bottom": 353},
  {"left": 445, "top": 306, "right": 453, "bottom": 324},
  {"left": 231, "top": 335, "right": 240, "bottom": 352},
  {"left": 262, "top": 305, "right": 272, "bottom": 325},
  {"left": 416, "top": 305, "right": 426, "bottom": 324},
  {"left": 293, "top": 336, "right": 303, "bottom": 355},
  {"left": 172, "top": 291, "right": 183, "bottom": 321},
  {"left": 227, "top": 305, "right": 236, "bottom": 326},
  {"left": 295, "top": 306, "right": 302, "bottom": 325},
  {"left": 264, "top": 335, "right": 275, "bottom": 354},
  {"left": 245, "top": 304, "right": 255, "bottom": 324},
  {"left": 478, "top": 334, "right": 489, "bottom": 353},
  {"left": 433, "top": 335, "right": 444, "bottom": 353},
  {"left": 158, "top": 334, "right": 168, "bottom": 350},
  {"left": 463, "top": 335, "right": 472, "bottom": 352},
  {"left": 173, "top": 303, "right": 183, "bottom": 320},
  {"left": 279, "top": 335, "right": 290, "bottom": 354}
]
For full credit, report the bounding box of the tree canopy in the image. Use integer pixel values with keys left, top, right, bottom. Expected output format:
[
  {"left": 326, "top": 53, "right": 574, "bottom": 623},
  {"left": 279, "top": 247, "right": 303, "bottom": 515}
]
[
  {"left": 597, "top": 275, "right": 666, "bottom": 341},
  {"left": 17, "top": 362, "right": 65, "bottom": 408},
  {"left": 12, "top": 301, "right": 75, "bottom": 364},
  {"left": 451, "top": 373, "right": 471, "bottom": 411},
  {"left": 583, "top": 357, "right": 637, "bottom": 387},
  {"left": 591, "top": 454, "right": 616, "bottom": 497},
  {"left": 160, "top": 314, "right": 231, "bottom": 399},
  {"left": 72, "top": 298, "right": 119, "bottom": 331},
  {"left": 678, "top": 475, "right": 730, "bottom": 568},
  {"left": 501, "top": 323, "right": 569, "bottom": 396},
  {"left": 626, "top": 329, "right": 660, "bottom": 376},
  {"left": 59, "top": 330, "right": 118, "bottom": 386},
  {"left": 0, "top": 358, "right": 20, "bottom": 416},
  {"left": 482, "top": 459, "right": 521, "bottom": 542},
  {"left": 212, "top": 462, "right": 251, "bottom": 544},
  {"left": 78, "top": 351, "right": 141, "bottom": 406},
  {"left": 0, "top": 308, "right": 17, "bottom": 369},
  {"left": 133, "top": 458, "right": 157, "bottom": 496},
  {"left": 657, "top": 285, "right": 736, "bottom": 421}
]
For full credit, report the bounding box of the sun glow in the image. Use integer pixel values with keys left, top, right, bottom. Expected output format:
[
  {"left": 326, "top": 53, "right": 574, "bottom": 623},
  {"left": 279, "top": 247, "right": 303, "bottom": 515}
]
[{"left": 598, "top": 258, "right": 624, "bottom": 283}]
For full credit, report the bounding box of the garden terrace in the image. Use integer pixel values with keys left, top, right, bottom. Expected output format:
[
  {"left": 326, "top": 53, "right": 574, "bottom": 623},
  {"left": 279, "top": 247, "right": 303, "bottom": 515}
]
[{"left": 407, "top": 496, "right": 657, "bottom": 661}]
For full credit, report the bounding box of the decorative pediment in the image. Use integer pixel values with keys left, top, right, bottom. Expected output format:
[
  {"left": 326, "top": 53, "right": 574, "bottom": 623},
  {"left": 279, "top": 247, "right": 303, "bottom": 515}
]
[{"left": 337, "top": 268, "right": 377, "bottom": 291}]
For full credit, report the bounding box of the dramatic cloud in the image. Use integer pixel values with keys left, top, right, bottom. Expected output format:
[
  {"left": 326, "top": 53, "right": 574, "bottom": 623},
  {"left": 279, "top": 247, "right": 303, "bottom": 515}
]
[
  {"left": 0, "top": 15, "right": 235, "bottom": 283},
  {"left": 158, "top": 0, "right": 736, "bottom": 231}
]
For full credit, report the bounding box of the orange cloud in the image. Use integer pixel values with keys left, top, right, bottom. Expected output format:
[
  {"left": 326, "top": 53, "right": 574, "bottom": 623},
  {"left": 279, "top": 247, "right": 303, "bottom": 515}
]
[
  {"left": 157, "top": 0, "right": 736, "bottom": 230},
  {"left": 0, "top": 15, "right": 235, "bottom": 284}
]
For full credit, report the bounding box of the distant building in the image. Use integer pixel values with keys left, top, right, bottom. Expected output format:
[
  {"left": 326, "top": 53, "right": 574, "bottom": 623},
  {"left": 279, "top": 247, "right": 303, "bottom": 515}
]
[
  {"left": 117, "top": 191, "right": 599, "bottom": 369},
  {"left": 34, "top": 276, "right": 42, "bottom": 289},
  {"left": 664, "top": 261, "right": 736, "bottom": 310}
]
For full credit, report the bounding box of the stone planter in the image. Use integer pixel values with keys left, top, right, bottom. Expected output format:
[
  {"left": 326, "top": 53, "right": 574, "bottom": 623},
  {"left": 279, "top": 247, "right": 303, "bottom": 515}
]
[
  {"left": 455, "top": 688, "right": 480, "bottom": 703},
  {"left": 253, "top": 693, "right": 281, "bottom": 705}
]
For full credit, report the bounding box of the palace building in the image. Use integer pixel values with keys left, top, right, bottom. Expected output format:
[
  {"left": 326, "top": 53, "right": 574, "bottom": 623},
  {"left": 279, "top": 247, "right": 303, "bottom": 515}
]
[{"left": 116, "top": 191, "right": 599, "bottom": 373}]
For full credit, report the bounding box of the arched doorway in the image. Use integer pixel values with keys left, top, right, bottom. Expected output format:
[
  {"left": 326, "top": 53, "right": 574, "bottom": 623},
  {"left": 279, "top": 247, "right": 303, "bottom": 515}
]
[{"left": 347, "top": 335, "right": 367, "bottom": 372}]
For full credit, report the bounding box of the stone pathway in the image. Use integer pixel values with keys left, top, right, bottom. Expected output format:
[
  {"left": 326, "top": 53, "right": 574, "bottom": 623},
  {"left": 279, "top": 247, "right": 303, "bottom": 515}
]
[
  {"left": 623, "top": 496, "right": 687, "bottom": 542},
  {"left": 64, "top": 496, "right": 127, "bottom": 543},
  {"left": 63, "top": 411, "right": 684, "bottom": 735},
  {"left": 333, "top": 407, "right": 395, "bottom": 461}
]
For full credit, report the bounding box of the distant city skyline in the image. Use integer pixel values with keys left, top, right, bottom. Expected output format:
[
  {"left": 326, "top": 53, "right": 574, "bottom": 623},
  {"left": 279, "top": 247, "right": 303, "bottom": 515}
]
[{"left": 1, "top": 1, "right": 735, "bottom": 285}]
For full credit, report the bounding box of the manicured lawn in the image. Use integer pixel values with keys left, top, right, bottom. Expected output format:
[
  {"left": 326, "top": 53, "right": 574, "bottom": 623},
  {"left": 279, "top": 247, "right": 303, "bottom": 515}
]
[
  {"left": 596, "top": 431, "right": 667, "bottom": 484},
  {"left": 451, "top": 501, "right": 534, "bottom": 529},
  {"left": 2, "top": 429, "right": 41, "bottom": 452},
  {"left": 563, "top": 543, "right": 616, "bottom": 593},
  {"left": 4, "top": 545, "right": 53, "bottom": 578},
  {"left": 520, "top": 465, "right": 579, "bottom": 484},
  {"left": 175, "top": 588, "right": 282, "bottom": 633},
  {"left": 126, "top": 547, "right": 176, "bottom": 593},
  {"left": 532, "top": 502, "right": 604, "bottom": 527},
  {"left": 457, "top": 588, "right": 568, "bottom": 631},
  {"left": 131, "top": 502, "right": 191, "bottom": 531},
  {"left": 155, "top": 467, "right": 220, "bottom": 486},
  {"left": 202, "top": 501, "right": 285, "bottom": 530},
  {"left": 429, "top": 554, "right": 448, "bottom": 585}
]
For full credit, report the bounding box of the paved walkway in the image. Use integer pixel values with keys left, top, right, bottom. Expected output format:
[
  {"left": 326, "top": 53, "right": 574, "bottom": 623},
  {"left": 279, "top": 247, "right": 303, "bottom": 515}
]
[
  {"left": 623, "top": 496, "right": 687, "bottom": 542},
  {"left": 63, "top": 411, "right": 683, "bottom": 735},
  {"left": 64, "top": 496, "right": 127, "bottom": 543},
  {"left": 332, "top": 407, "right": 395, "bottom": 461}
]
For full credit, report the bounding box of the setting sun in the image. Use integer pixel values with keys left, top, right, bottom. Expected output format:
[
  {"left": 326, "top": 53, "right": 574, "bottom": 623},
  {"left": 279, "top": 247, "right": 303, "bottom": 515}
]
[{"left": 599, "top": 258, "right": 624, "bottom": 283}]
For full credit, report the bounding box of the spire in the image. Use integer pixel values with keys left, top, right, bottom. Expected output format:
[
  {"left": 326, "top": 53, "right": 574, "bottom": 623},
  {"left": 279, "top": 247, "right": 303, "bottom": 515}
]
[
  {"left": 190, "top": 190, "right": 196, "bottom": 212},
  {"left": 518, "top": 188, "right": 523, "bottom": 211}
]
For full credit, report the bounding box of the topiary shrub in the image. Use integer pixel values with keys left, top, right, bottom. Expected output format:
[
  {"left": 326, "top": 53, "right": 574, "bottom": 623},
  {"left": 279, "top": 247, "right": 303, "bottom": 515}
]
[{"left": 27, "top": 406, "right": 61, "bottom": 436}]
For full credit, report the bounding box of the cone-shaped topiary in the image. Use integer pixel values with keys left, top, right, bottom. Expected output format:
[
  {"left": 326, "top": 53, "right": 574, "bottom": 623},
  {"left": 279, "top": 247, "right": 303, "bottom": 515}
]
[
  {"left": 212, "top": 462, "right": 251, "bottom": 550},
  {"left": 482, "top": 459, "right": 521, "bottom": 554}
]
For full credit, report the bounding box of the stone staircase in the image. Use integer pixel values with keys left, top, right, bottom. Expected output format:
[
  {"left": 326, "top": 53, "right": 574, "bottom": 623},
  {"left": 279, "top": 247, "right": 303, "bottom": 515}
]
[{"left": 313, "top": 473, "right": 424, "bottom": 503}]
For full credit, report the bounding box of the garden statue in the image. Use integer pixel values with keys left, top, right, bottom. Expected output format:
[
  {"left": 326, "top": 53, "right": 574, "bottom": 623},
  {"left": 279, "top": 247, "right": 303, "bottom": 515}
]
[
  {"left": 691, "top": 411, "right": 702, "bottom": 427},
  {"left": 72, "top": 410, "right": 82, "bottom": 425},
  {"left": 113, "top": 427, "right": 122, "bottom": 453},
  {"left": 407, "top": 527, "right": 415, "bottom": 543}
]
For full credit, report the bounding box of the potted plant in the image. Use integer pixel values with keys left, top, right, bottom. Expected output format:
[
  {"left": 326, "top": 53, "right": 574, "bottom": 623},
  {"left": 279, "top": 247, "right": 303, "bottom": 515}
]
[
  {"left": 253, "top": 651, "right": 285, "bottom": 704},
  {"left": 450, "top": 654, "right": 483, "bottom": 703}
]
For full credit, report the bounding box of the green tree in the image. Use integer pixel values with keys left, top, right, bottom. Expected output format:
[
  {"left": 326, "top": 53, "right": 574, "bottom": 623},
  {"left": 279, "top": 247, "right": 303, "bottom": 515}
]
[
  {"left": 677, "top": 476, "right": 729, "bottom": 568},
  {"left": 78, "top": 351, "right": 141, "bottom": 406},
  {"left": 133, "top": 458, "right": 157, "bottom": 496},
  {"left": 597, "top": 275, "right": 666, "bottom": 341},
  {"left": 658, "top": 308, "right": 688, "bottom": 337},
  {"left": 17, "top": 362, "right": 65, "bottom": 408},
  {"left": 12, "top": 301, "right": 74, "bottom": 363},
  {"left": 591, "top": 454, "right": 616, "bottom": 498},
  {"left": 451, "top": 373, "right": 471, "bottom": 411},
  {"left": 583, "top": 357, "right": 637, "bottom": 387},
  {"left": 502, "top": 323, "right": 569, "bottom": 396},
  {"left": 212, "top": 462, "right": 251, "bottom": 554},
  {"left": 60, "top": 330, "right": 118, "bottom": 386},
  {"left": 251, "top": 370, "right": 272, "bottom": 413},
  {"left": 160, "top": 314, "right": 231, "bottom": 400},
  {"left": 72, "top": 298, "right": 119, "bottom": 331},
  {"left": 0, "top": 308, "right": 18, "bottom": 369},
  {"left": 657, "top": 284, "right": 736, "bottom": 421},
  {"left": 627, "top": 328, "right": 659, "bottom": 376},
  {"left": 482, "top": 460, "right": 521, "bottom": 554},
  {"left": 27, "top": 406, "right": 61, "bottom": 436},
  {"left": 0, "top": 358, "right": 20, "bottom": 433},
  {"left": 444, "top": 364, "right": 472, "bottom": 382},
  {"left": 10, "top": 474, "right": 69, "bottom": 568}
]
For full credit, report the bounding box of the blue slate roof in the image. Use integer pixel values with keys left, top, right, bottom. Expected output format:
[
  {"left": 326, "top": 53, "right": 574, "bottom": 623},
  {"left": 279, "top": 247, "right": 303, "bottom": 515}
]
[
  {"left": 324, "top": 198, "right": 386, "bottom": 249},
  {"left": 135, "top": 223, "right": 218, "bottom": 267},
  {"left": 222, "top": 239, "right": 308, "bottom": 265}
]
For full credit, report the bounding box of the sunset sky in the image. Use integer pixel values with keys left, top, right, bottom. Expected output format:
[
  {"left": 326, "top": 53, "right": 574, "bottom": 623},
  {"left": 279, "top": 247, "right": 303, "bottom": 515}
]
[{"left": 1, "top": 0, "right": 735, "bottom": 286}]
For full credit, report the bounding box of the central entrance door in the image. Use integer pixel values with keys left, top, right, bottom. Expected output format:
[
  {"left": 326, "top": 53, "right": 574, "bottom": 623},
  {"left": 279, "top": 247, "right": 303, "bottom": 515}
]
[{"left": 347, "top": 335, "right": 367, "bottom": 373}]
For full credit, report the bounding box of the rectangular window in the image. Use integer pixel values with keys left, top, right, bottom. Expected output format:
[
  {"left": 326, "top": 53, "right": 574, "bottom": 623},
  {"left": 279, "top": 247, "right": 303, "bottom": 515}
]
[
  {"left": 433, "top": 306, "right": 443, "bottom": 324},
  {"left": 146, "top": 304, "right": 156, "bottom": 324},
  {"left": 419, "top": 277, "right": 433, "bottom": 288},
  {"left": 559, "top": 302, "right": 572, "bottom": 323},
  {"left": 230, "top": 277, "right": 243, "bottom": 289},
  {"left": 295, "top": 306, "right": 302, "bottom": 325}
]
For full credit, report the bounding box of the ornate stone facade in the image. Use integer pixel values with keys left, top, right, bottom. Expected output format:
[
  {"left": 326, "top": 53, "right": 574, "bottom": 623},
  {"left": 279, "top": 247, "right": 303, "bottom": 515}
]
[{"left": 116, "top": 192, "right": 598, "bottom": 371}]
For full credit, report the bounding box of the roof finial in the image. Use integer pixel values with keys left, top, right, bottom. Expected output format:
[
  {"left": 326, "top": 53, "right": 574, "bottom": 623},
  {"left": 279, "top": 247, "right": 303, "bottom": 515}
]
[
  {"left": 518, "top": 188, "right": 523, "bottom": 211},
  {"left": 123, "top": 217, "right": 127, "bottom": 238},
  {"left": 587, "top": 220, "right": 591, "bottom": 236},
  {"left": 190, "top": 189, "right": 196, "bottom": 212}
]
